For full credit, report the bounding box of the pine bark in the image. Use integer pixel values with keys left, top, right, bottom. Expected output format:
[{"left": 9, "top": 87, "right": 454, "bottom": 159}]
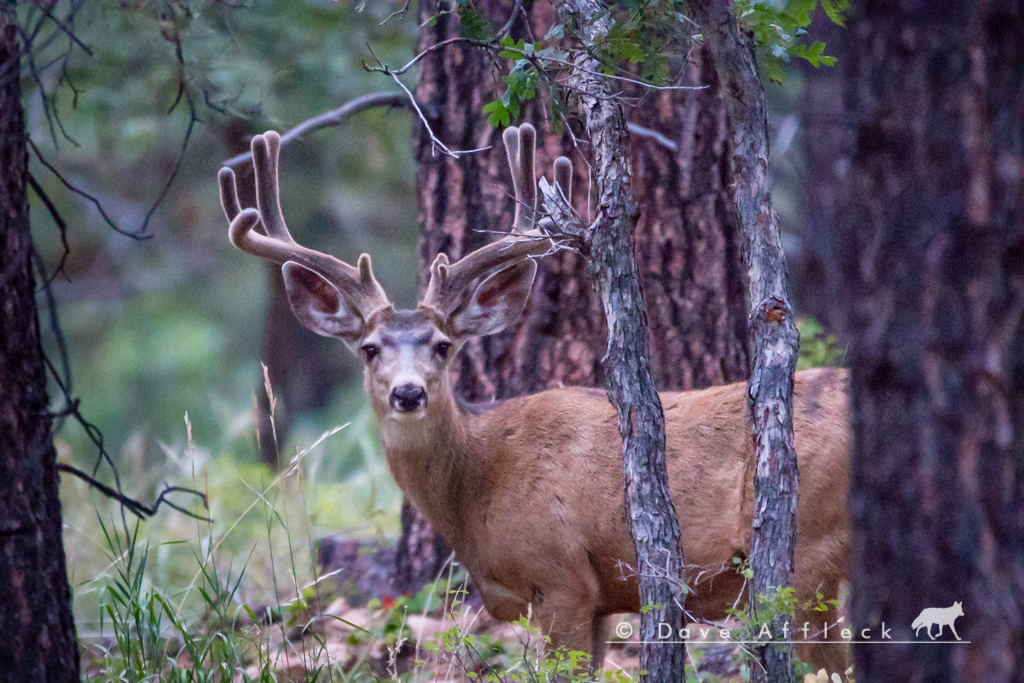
[
  {"left": 0, "top": 14, "right": 81, "bottom": 683},
  {"left": 632, "top": 46, "right": 750, "bottom": 391},
  {"left": 838, "top": 2, "right": 1024, "bottom": 681},
  {"left": 400, "top": 0, "right": 749, "bottom": 601},
  {"left": 689, "top": 2, "right": 801, "bottom": 681}
]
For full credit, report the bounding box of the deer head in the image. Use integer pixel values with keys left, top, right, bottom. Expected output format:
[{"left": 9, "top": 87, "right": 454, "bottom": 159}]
[{"left": 218, "top": 124, "right": 571, "bottom": 422}]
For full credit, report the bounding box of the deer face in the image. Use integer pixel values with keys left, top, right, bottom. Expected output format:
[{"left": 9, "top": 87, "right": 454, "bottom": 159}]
[
  {"left": 279, "top": 258, "right": 538, "bottom": 421},
  {"left": 358, "top": 308, "right": 450, "bottom": 418}
]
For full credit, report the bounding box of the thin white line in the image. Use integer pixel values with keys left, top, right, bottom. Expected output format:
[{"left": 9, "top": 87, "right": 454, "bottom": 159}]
[{"left": 609, "top": 640, "right": 971, "bottom": 645}]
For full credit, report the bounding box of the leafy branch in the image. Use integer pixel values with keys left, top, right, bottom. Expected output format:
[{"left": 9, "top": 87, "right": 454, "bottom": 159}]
[{"left": 734, "top": 0, "right": 850, "bottom": 82}]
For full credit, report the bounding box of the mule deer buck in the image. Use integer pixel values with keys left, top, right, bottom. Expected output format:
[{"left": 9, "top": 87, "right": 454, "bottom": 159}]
[{"left": 218, "top": 124, "right": 850, "bottom": 673}]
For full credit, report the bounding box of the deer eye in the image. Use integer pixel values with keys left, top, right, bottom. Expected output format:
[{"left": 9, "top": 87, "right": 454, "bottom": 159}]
[
  {"left": 434, "top": 341, "right": 453, "bottom": 360},
  {"left": 360, "top": 344, "right": 380, "bottom": 363}
]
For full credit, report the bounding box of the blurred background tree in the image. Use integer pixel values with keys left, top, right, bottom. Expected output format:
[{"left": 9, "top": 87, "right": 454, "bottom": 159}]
[{"left": 833, "top": 2, "right": 1024, "bottom": 679}]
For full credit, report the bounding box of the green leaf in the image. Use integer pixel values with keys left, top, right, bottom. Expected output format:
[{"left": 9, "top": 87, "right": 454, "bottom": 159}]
[
  {"left": 822, "top": 0, "right": 850, "bottom": 27},
  {"left": 483, "top": 100, "right": 510, "bottom": 128},
  {"left": 786, "top": 0, "right": 817, "bottom": 27},
  {"left": 765, "top": 54, "right": 786, "bottom": 84},
  {"left": 458, "top": 7, "right": 493, "bottom": 41},
  {"left": 498, "top": 37, "right": 526, "bottom": 60},
  {"left": 790, "top": 40, "right": 833, "bottom": 68}
]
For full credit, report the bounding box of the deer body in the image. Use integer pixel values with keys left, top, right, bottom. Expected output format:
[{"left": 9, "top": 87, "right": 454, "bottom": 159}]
[
  {"left": 378, "top": 362, "right": 850, "bottom": 671},
  {"left": 219, "top": 124, "right": 850, "bottom": 673}
]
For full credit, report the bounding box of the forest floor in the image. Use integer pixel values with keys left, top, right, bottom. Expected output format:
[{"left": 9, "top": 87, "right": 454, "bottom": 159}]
[
  {"left": 60, "top": 427, "right": 837, "bottom": 682},
  {"left": 78, "top": 566, "right": 748, "bottom": 682},
  {"left": 74, "top": 526, "right": 748, "bottom": 681},
  {"left": 213, "top": 599, "right": 745, "bottom": 682}
]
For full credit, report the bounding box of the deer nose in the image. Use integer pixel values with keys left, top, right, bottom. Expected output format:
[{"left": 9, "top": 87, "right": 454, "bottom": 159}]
[{"left": 390, "top": 383, "right": 427, "bottom": 412}]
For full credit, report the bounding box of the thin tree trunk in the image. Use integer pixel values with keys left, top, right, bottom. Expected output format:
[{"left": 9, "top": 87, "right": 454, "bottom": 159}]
[
  {"left": 838, "top": 3, "right": 1024, "bottom": 681},
  {"left": 0, "top": 14, "right": 81, "bottom": 682},
  {"left": 689, "top": 2, "right": 801, "bottom": 681},
  {"left": 546, "top": 0, "right": 688, "bottom": 678}
]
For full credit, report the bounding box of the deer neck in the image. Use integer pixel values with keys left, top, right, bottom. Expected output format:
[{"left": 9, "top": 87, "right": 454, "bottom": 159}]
[{"left": 374, "top": 390, "right": 478, "bottom": 548}]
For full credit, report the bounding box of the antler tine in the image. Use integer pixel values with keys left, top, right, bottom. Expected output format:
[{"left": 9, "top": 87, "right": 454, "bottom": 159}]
[
  {"left": 553, "top": 156, "right": 573, "bottom": 204},
  {"left": 502, "top": 126, "right": 522, "bottom": 209},
  {"left": 219, "top": 132, "right": 389, "bottom": 315},
  {"left": 423, "top": 124, "right": 551, "bottom": 315},
  {"left": 218, "top": 165, "right": 242, "bottom": 223},
  {"left": 252, "top": 131, "right": 294, "bottom": 242},
  {"left": 503, "top": 123, "right": 537, "bottom": 233}
]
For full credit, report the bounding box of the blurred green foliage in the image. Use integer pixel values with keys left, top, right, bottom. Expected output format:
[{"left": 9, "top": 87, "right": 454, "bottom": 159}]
[
  {"left": 736, "top": 0, "right": 850, "bottom": 82},
  {"left": 797, "top": 317, "right": 845, "bottom": 370},
  {"left": 23, "top": 0, "right": 419, "bottom": 471},
  {"left": 64, "top": 415, "right": 401, "bottom": 633},
  {"left": 16, "top": 5, "right": 423, "bottom": 639}
]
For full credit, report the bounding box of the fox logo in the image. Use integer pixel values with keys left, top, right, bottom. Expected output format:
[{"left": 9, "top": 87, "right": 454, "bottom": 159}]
[{"left": 912, "top": 601, "right": 964, "bottom": 640}]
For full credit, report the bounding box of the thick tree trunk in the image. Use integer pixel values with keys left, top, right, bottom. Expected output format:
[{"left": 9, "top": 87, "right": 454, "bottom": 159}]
[
  {"left": 793, "top": 12, "right": 849, "bottom": 334},
  {"left": 690, "top": 2, "right": 801, "bottom": 681},
  {"left": 401, "top": 0, "right": 749, "bottom": 602},
  {"left": 838, "top": 3, "right": 1024, "bottom": 681},
  {"left": 632, "top": 45, "right": 750, "bottom": 390},
  {"left": 0, "top": 15, "right": 81, "bottom": 683}
]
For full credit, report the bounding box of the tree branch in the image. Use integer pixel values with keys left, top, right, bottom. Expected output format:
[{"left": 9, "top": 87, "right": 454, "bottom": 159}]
[
  {"left": 391, "top": 70, "right": 491, "bottom": 159},
  {"left": 223, "top": 92, "right": 416, "bottom": 167},
  {"left": 27, "top": 137, "right": 151, "bottom": 240},
  {"left": 27, "top": 172, "right": 70, "bottom": 281},
  {"left": 57, "top": 463, "right": 210, "bottom": 522},
  {"left": 494, "top": 0, "right": 524, "bottom": 40},
  {"left": 626, "top": 122, "right": 679, "bottom": 153}
]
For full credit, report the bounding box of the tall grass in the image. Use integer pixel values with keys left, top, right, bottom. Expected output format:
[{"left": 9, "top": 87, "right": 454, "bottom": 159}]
[
  {"left": 63, "top": 371, "right": 810, "bottom": 680},
  {"left": 60, "top": 382, "right": 402, "bottom": 680},
  {"left": 61, "top": 390, "right": 650, "bottom": 681}
]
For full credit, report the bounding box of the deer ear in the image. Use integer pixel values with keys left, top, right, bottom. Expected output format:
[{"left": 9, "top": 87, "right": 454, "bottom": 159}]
[
  {"left": 282, "top": 262, "right": 364, "bottom": 346},
  {"left": 450, "top": 260, "right": 536, "bottom": 338}
]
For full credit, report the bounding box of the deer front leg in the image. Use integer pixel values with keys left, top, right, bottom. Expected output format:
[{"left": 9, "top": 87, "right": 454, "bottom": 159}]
[
  {"left": 590, "top": 614, "right": 611, "bottom": 668},
  {"left": 531, "top": 571, "right": 604, "bottom": 672}
]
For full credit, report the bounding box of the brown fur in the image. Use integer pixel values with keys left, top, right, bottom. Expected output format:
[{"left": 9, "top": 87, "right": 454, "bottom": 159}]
[{"left": 373, "top": 321, "right": 851, "bottom": 672}]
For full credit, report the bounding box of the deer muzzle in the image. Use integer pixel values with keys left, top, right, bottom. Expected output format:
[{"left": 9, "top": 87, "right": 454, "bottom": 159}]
[{"left": 390, "top": 383, "right": 427, "bottom": 413}]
